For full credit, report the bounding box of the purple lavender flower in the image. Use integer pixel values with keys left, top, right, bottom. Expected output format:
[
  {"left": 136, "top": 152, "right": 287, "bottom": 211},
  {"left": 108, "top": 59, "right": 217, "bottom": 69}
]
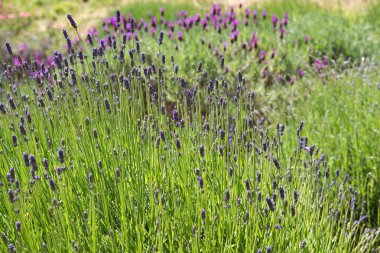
[
  {"left": 158, "top": 30, "right": 164, "bottom": 45},
  {"left": 245, "top": 179, "right": 250, "bottom": 191},
  {"left": 315, "top": 154, "right": 325, "bottom": 169},
  {"left": 262, "top": 10, "right": 267, "bottom": 20},
  {"left": 225, "top": 188, "right": 230, "bottom": 203},
  {"left": 291, "top": 204, "right": 295, "bottom": 216},
  {"left": 266, "top": 196, "right": 275, "bottom": 211},
  {"left": 294, "top": 190, "right": 299, "bottom": 203},
  {"left": 272, "top": 179, "right": 277, "bottom": 189},
  {"left": 11, "top": 134, "right": 17, "bottom": 147},
  {"left": 58, "top": 148, "right": 64, "bottom": 164},
  {"left": 256, "top": 171, "right": 261, "bottom": 182},
  {"left": 279, "top": 187, "right": 285, "bottom": 200},
  {"left": 273, "top": 158, "right": 280, "bottom": 170},
  {"left": 304, "top": 35, "right": 310, "bottom": 44},
  {"left": 5, "top": 42, "right": 12, "bottom": 56},
  {"left": 199, "top": 144, "right": 204, "bottom": 157},
  {"left": 67, "top": 14, "right": 78, "bottom": 29},
  {"left": 197, "top": 62, "right": 202, "bottom": 73},
  {"left": 177, "top": 31, "right": 183, "bottom": 41},
  {"left": 220, "top": 56, "right": 224, "bottom": 69},
  {"left": 298, "top": 68, "right": 304, "bottom": 79},
  {"left": 201, "top": 209, "right": 205, "bottom": 220},
  {"left": 272, "top": 15, "right": 278, "bottom": 28},
  {"left": 49, "top": 179, "right": 56, "bottom": 191},
  {"left": 8, "top": 243, "right": 15, "bottom": 253},
  {"left": 116, "top": 10, "right": 121, "bottom": 27}
]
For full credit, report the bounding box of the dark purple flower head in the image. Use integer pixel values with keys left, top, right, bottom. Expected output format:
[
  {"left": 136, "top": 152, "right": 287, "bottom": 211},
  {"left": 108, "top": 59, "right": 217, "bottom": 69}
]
[
  {"left": 116, "top": 10, "right": 121, "bottom": 26},
  {"left": 291, "top": 204, "right": 295, "bottom": 216},
  {"left": 293, "top": 190, "right": 299, "bottom": 203},
  {"left": 158, "top": 30, "right": 164, "bottom": 45},
  {"left": 49, "top": 179, "right": 56, "bottom": 191},
  {"left": 266, "top": 196, "right": 275, "bottom": 211},
  {"left": 58, "top": 148, "right": 64, "bottom": 163},
  {"left": 256, "top": 171, "right": 261, "bottom": 182},
  {"left": 197, "top": 62, "right": 202, "bottom": 73},
  {"left": 12, "top": 134, "right": 17, "bottom": 147},
  {"left": 67, "top": 14, "right": 78, "bottom": 29},
  {"left": 245, "top": 179, "right": 250, "bottom": 191},
  {"left": 199, "top": 144, "right": 205, "bottom": 157},
  {"left": 225, "top": 188, "right": 230, "bottom": 203},
  {"left": 62, "top": 29, "right": 69, "bottom": 40},
  {"left": 279, "top": 187, "right": 285, "bottom": 199},
  {"left": 201, "top": 209, "right": 205, "bottom": 220},
  {"left": 177, "top": 31, "right": 183, "bottom": 41},
  {"left": 273, "top": 158, "right": 280, "bottom": 170},
  {"left": 5, "top": 42, "right": 12, "bottom": 56}
]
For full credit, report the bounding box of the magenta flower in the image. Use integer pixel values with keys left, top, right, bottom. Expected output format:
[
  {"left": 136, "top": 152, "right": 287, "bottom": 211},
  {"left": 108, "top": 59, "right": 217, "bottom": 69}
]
[
  {"left": 272, "top": 15, "right": 278, "bottom": 28},
  {"left": 253, "top": 37, "right": 258, "bottom": 49},
  {"left": 261, "top": 68, "right": 267, "bottom": 79},
  {"left": 177, "top": 31, "right": 183, "bottom": 41},
  {"left": 167, "top": 20, "right": 174, "bottom": 31},
  {"left": 19, "top": 44, "right": 27, "bottom": 52},
  {"left": 245, "top": 8, "right": 250, "bottom": 18},
  {"left": 13, "top": 56, "right": 22, "bottom": 67},
  {"left": 160, "top": 7, "right": 165, "bottom": 16},
  {"left": 109, "top": 16, "right": 117, "bottom": 29},
  {"left": 270, "top": 51, "right": 275, "bottom": 59},
  {"left": 259, "top": 51, "right": 267, "bottom": 62},
  {"left": 323, "top": 56, "right": 329, "bottom": 66},
  {"left": 304, "top": 35, "right": 310, "bottom": 44},
  {"left": 181, "top": 10, "right": 187, "bottom": 18},
  {"left": 232, "top": 19, "right": 239, "bottom": 31},
  {"left": 168, "top": 30, "right": 173, "bottom": 39},
  {"left": 151, "top": 16, "right": 157, "bottom": 28},
  {"left": 88, "top": 27, "right": 99, "bottom": 36},
  {"left": 202, "top": 19, "right": 208, "bottom": 29},
  {"left": 262, "top": 10, "right": 267, "bottom": 20},
  {"left": 298, "top": 68, "right": 304, "bottom": 78}
]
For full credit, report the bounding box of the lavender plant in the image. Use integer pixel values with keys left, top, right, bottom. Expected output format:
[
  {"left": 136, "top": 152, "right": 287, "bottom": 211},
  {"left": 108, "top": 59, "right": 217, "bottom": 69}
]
[{"left": 0, "top": 4, "right": 379, "bottom": 253}]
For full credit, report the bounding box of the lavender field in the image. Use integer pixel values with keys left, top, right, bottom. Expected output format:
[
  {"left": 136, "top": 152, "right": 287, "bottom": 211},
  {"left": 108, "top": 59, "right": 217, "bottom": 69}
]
[{"left": 0, "top": 0, "right": 379, "bottom": 252}]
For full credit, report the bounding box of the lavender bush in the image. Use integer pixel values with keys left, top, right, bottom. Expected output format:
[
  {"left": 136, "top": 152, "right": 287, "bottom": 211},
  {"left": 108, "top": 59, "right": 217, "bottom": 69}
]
[{"left": 0, "top": 3, "right": 379, "bottom": 252}]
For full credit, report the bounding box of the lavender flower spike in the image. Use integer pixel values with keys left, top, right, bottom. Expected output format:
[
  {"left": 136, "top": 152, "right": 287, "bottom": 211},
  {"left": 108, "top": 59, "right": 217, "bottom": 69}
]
[
  {"left": 67, "top": 14, "right": 78, "bottom": 29},
  {"left": 5, "top": 42, "right": 13, "bottom": 56}
]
